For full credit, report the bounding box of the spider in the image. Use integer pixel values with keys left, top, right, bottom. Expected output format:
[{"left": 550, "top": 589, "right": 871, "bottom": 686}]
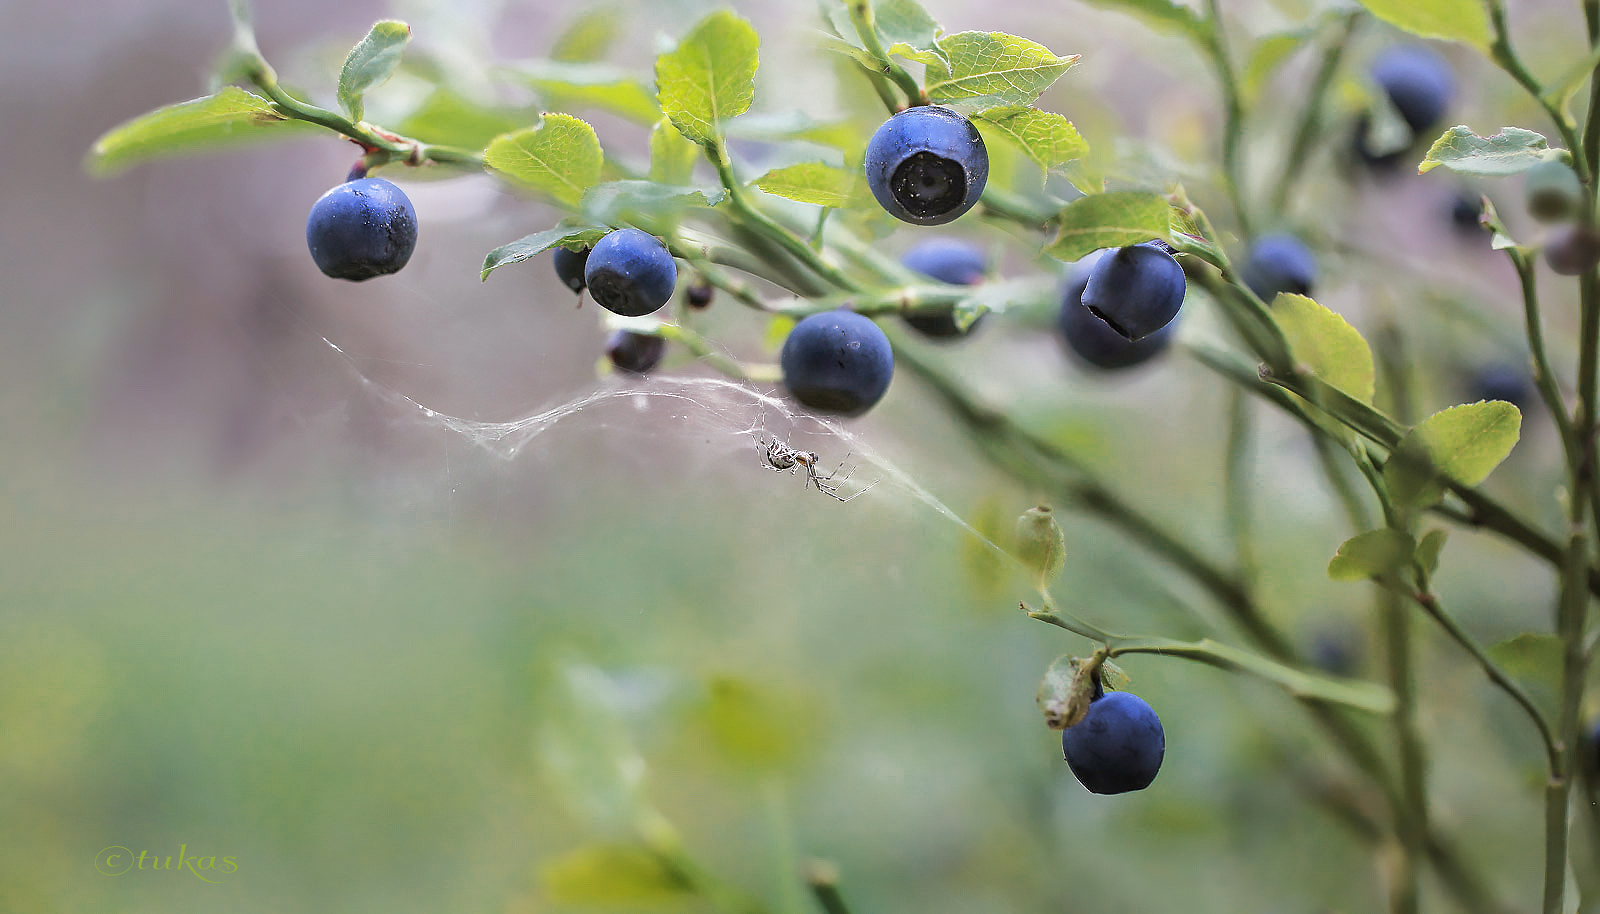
[{"left": 758, "top": 435, "right": 874, "bottom": 502}]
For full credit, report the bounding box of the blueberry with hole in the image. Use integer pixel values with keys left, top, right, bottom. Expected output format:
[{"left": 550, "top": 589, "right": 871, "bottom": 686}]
[
  {"left": 606, "top": 330, "right": 666, "bottom": 375},
  {"left": 864, "top": 105, "right": 988, "bottom": 226},
  {"left": 780, "top": 309, "right": 894, "bottom": 416},
  {"left": 1370, "top": 44, "right": 1454, "bottom": 135},
  {"left": 1241, "top": 233, "right": 1316, "bottom": 302},
  {"left": 1057, "top": 250, "right": 1174, "bottom": 370},
  {"left": 900, "top": 238, "right": 987, "bottom": 338},
  {"left": 583, "top": 228, "right": 678, "bottom": 316},
  {"left": 1062, "top": 691, "right": 1165, "bottom": 795},
  {"left": 1079, "top": 242, "right": 1186, "bottom": 341},
  {"left": 553, "top": 245, "right": 590, "bottom": 294},
  {"left": 1545, "top": 225, "right": 1600, "bottom": 276},
  {"left": 1524, "top": 160, "right": 1584, "bottom": 224},
  {"left": 305, "top": 177, "right": 417, "bottom": 281}
]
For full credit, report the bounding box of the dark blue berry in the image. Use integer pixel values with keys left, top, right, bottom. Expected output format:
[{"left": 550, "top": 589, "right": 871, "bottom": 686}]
[
  {"left": 1242, "top": 233, "right": 1317, "bottom": 302},
  {"left": 553, "top": 245, "right": 590, "bottom": 294},
  {"left": 686, "top": 282, "right": 714, "bottom": 309},
  {"left": 864, "top": 106, "right": 989, "bottom": 226},
  {"left": 1371, "top": 45, "right": 1454, "bottom": 135},
  {"left": 1058, "top": 250, "right": 1174, "bottom": 370},
  {"left": 304, "top": 177, "right": 417, "bottom": 281},
  {"left": 1470, "top": 363, "right": 1532, "bottom": 408},
  {"left": 900, "top": 238, "right": 987, "bottom": 338},
  {"left": 606, "top": 330, "right": 666, "bottom": 374},
  {"left": 1451, "top": 192, "right": 1483, "bottom": 234},
  {"left": 1309, "top": 628, "right": 1361, "bottom": 676},
  {"left": 1525, "top": 160, "right": 1583, "bottom": 224},
  {"left": 1062, "top": 691, "right": 1165, "bottom": 795},
  {"left": 1545, "top": 225, "right": 1600, "bottom": 276},
  {"left": 1079, "top": 242, "right": 1186, "bottom": 341},
  {"left": 584, "top": 229, "right": 678, "bottom": 317},
  {"left": 780, "top": 309, "right": 894, "bottom": 416}
]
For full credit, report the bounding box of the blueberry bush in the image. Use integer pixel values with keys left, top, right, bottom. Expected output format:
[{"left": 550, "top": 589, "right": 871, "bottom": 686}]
[{"left": 87, "top": 0, "right": 1600, "bottom": 910}]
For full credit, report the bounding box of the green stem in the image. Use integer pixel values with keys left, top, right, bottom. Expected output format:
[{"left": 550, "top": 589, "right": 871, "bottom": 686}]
[
  {"left": 805, "top": 862, "right": 856, "bottom": 914},
  {"left": 1199, "top": 0, "right": 1253, "bottom": 237},
  {"left": 1225, "top": 387, "right": 1258, "bottom": 582},
  {"left": 1485, "top": 1, "right": 1591, "bottom": 186},
  {"left": 1269, "top": 12, "right": 1360, "bottom": 215},
  {"left": 1381, "top": 584, "right": 1425, "bottom": 914},
  {"left": 709, "top": 141, "right": 861, "bottom": 293},
  {"left": 846, "top": 0, "right": 926, "bottom": 107}
]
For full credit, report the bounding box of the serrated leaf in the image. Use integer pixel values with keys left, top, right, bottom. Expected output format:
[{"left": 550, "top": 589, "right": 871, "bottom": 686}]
[
  {"left": 1044, "top": 191, "right": 1169, "bottom": 262},
  {"left": 924, "top": 32, "right": 1078, "bottom": 109},
  {"left": 649, "top": 119, "right": 702, "bottom": 186},
  {"left": 485, "top": 114, "right": 604, "bottom": 207},
  {"left": 655, "top": 10, "right": 759, "bottom": 146},
  {"left": 551, "top": 7, "right": 620, "bottom": 63},
  {"left": 396, "top": 88, "right": 523, "bottom": 151},
  {"left": 512, "top": 62, "right": 661, "bottom": 125},
  {"left": 1328, "top": 528, "right": 1416, "bottom": 581},
  {"left": 753, "top": 162, "right": 868, "bottom": 208},
  {"left": 540, "top": 844, "right": 691, "bottom": 904},
  {"left": 1075, "top": 0, "right": 1210, "bottom": 41},
  {"left": 336, "top": 20, "right": 410, "bottom": 122},
  {"left": 1383, "top": 401, "right": 1522, "bottom": 511},
  {"left": 581, "top": 180, "right": 725, "bottom": 224},
  {"left": 1415, "top": 528, "right": 1448, "bottom": 577},
  {"left": 1419, "top": 126, "right": 1555, "bottom": 176},
  {"left": 974, "top": 106, "right": 1087, "bottom": 173},
  {"left": 481, "top": 223, "right": 609, "bottom": 280},
  {"left": 1352, "top": 0, "right": 1491, "bottom": 53},
  {"left": 87, "top": 87, "right": 316, "bottom": 176},
  {"left": 1274, "top": 293, "right": 1376, "bottom": 405}
]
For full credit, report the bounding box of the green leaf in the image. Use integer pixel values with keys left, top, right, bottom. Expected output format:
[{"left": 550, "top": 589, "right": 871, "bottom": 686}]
[
  {"left": 924, "top": 32, "right": 1078, "bottom": 109},
  {"left": 481, "top": 223, "right": 609, "bottom": 280},
  {"left": 484, "top": 114, "right": 604, "bottom": 207},
  {"left": 87, "top": 87, "right": 316, "bottom": 176},
  {"left": 396, "top": 88, "right": 523, "bottom": 151},
  {"left": 655, "top": 10, "right": 759, "bottom": 146},
  {"left": 581, "top": 180, "right": 726, "bottom": 224},
  {"left": 1273, "top": 293, "right": 1376, "bottom": 405},
  {"left": 1074, "top": 0, "right": 1210, "bottom": 42},
  {"left": 336, "top": 20, "right": 411, "bottom": 122},
  {"left": 540, "top": 844, "right": 691, "bottom": 905},
  {"left": 551, "top": 6, "right": 620, "bottom": 63},
  {"left": 1419, "top": 126, "right": 1555, "bottom": 176},
  {"left": 973, "top": 106, "right": 1087, "bottom": 174},
  {"left": 753, "top": 162, "right": 868, "bottom": 208},
  {"left": 1383, "top": 401, "right": 1522, "bottom": 511},
  {"left": 726, "top": 111, "right": 860, "bottom": 154},
  {"left": 1487, "top": 633, "right": 1563, "bottom": 721},
  {"left": 1542, "top": 45, "right": 1600, "bottom": 111},
  {"left": 1328, "top": 528, "right": 1417, "bottom": 581},
  {"left": 1351, "top": 0, "right": 1491, "bottom": 53},
  {"left": 1243, "top": 30, "right": 1313, "bottom": 102},
  {"left": 512, "top": 62, "right": 661, "bottom": 125},
  {"left": 1415, "top": 528, "right": 1449, "bottom": 578},
  {"left": 649, "top": 119, "right": 702, "bottom": 186},
  {"left": 689, "top": 676, "right": 812, "bottom": 771},
  {"left": 820, "top": 0, "right": 942, "bottom": 55},
  {"left": 1044, "top": 191, "right": 1169, "bottom": 262}
]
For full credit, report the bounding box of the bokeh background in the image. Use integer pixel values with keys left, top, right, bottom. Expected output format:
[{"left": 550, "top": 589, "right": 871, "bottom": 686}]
[{"left": 3, "top": 0, "right": 1596, "bottom": 911}]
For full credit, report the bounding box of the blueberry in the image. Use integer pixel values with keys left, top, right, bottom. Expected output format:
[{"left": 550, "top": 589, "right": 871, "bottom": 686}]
[
  {"left": 1470, "top": 363, "right": 1532, "bottom": 407},
  {"left": 1370, "top": 44, "right": 1454, "bottom": 135},
  {"left": 1524, "top": 160, "right": 1584, "bottom": 224},
  {"left": 1057, "top": 251, "right": 1174, "bottom": 370},
  {"left": 864, "top": 106, "right": 989, "bottom": 226},
  {"left": 583, "top": 228, "right": 678, "bottom": 316},
  {"left": 304, "top": 177, "right": 417, "bottom": 281},
  {"left": 553, "top": 245, "right": 590, "bottom": 294},
  {"left": 899, "top": 238, "right": 988, "bottom": 338},
  {"left": 686, "top": 281, "right": 714, "bottom": 309},
  {"left": 1241, "top": 233, "right": 1316, "bottom": 302},
  {"left": 1079, "top": 242, "right": 1186, "bottom": 341},
  {"left": 780, "top": 309, "right": 894, "bottom": 416},
  {"left": 1545, "top": 225, "right": 1600, "bottom": 276},
  {"left": 1309, "top": 628, "right": 1361, "bottom": 676},
  {"left": 1061, "top": 691, "right": 1165, "bottom": 795},
  {"left": 1451, "top": 192, "right": 1484, "bottom": 234},
  {"left": 606, "top": 330, "right": 666, "bottom": 374}
]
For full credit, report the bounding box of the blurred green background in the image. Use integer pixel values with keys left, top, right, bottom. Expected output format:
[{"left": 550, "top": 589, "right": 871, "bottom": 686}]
[{"left": 3, "top": 0, "right": 1596, "bottom": 911}]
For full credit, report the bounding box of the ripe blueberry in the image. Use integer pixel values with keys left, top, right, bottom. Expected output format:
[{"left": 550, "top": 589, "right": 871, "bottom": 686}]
[
  {"left": 686, "top": 281, "right": 714, "bottom": 309},
  {"left": 584, "top": 228, "right": 678, "bottom": 316},
  {"left": 780, "top": 309, "right": 894, "bottom": 416},
  {"left": 1079, "top": 242, "right": 1186, "bottom": 341},
  {"left": 1469, "top": 363, "right": 1532, "bottom": 408},
  {"left": 1062, "top": 690, "right": 1165, "bottom": 795},
  {"left": 1545, "top": 225, "right": 1600, "bottom": 276},
  {"left": 1451, "top": 192, "right": 1484, "bottom": 235},
  {"left": 899, "top": 238, "right": 987, "bottom": 338},
  {"left": 1524, "top": 160, "right": 1584, "bottom": 224},
  {"left": 864, "top": 106, "right": 989, "bottom": 226},
  {"left": 1241, "top": 233, "right": 1317, "bottom": 302},
  {"left": 304, "top": 177, "right": 417, "bottom": 281},
  {"left": 1057, "top": 250, "right": 1174, "bottom": 370},
  {"left": 553, "top": 245, "right": 590, "bottom": 294},
  {"left": 605, "top": 330, "right": 666, "bottom": 374},
  {"left": 1370, "top": 45, "right": 1454, "bottom": 136}
]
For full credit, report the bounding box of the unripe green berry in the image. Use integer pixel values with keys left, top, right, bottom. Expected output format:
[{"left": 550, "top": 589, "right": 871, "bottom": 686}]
[
  {"left": 1015, "top": 504, "right": 1066, "bottom": 588},
  {"left": 1524, "top": 160, "right": 1584, "bottom": 224}
]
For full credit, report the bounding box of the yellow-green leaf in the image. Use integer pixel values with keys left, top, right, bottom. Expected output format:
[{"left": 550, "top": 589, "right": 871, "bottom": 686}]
[
  {"left": 484, "top": 114, "right": 604, "bottom": 207},
  {"left": 1044, "top": 191, "right": 1169, "bottom": 262},
  {"left": 1352, "top": 0, "right": 1491, "bottom": 53},
  {"left": 649, "top": 119, "right": 701, "bottom": 186},
  {"left": 752, "top": 162, "right": 868, "bottom": 208},
  {"left": 540, "top": 844, "right": 691, "bottom": 904},
  {"left": 974, "top": 106, "right": 1087, "bottom": 174},
  {"left": 336, "top": 19, "right": 411, "bottom": 123},
  {"left": 1273, "top": 293, "right": 1376, "bottom": 405},
  {"left": 1075, "top": 0, "right": 1210, "bottom": 42},
  {"left": 655, "top": 10, "right": 759, "bottom": 146},
  {"left": 925, "top": 32, "right": 1078, "bottom": 109},
  {"left": 1415, "top": 528, "right": 1449, "bottom": 578},
  {"left": 1383, "top": 401, "right": 1522, "bottom": 510},
  {"left": 86, "top": 87, "right": 315, "bottom": 176},
  {"left": 550, "top": 6, "right": 620, "bottom": 63},
  {"left": 1419, "top": 125, "right": 1555, "bottom": 176},
  {"left": 1328, "top": 528, "right": 1416, "bottom": 581},
  {"left": 396, "top": 88, "right": 523, "bottom": 151},
  {"left": 512, "top": 61, "right": 661, "bottom": 125}
]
